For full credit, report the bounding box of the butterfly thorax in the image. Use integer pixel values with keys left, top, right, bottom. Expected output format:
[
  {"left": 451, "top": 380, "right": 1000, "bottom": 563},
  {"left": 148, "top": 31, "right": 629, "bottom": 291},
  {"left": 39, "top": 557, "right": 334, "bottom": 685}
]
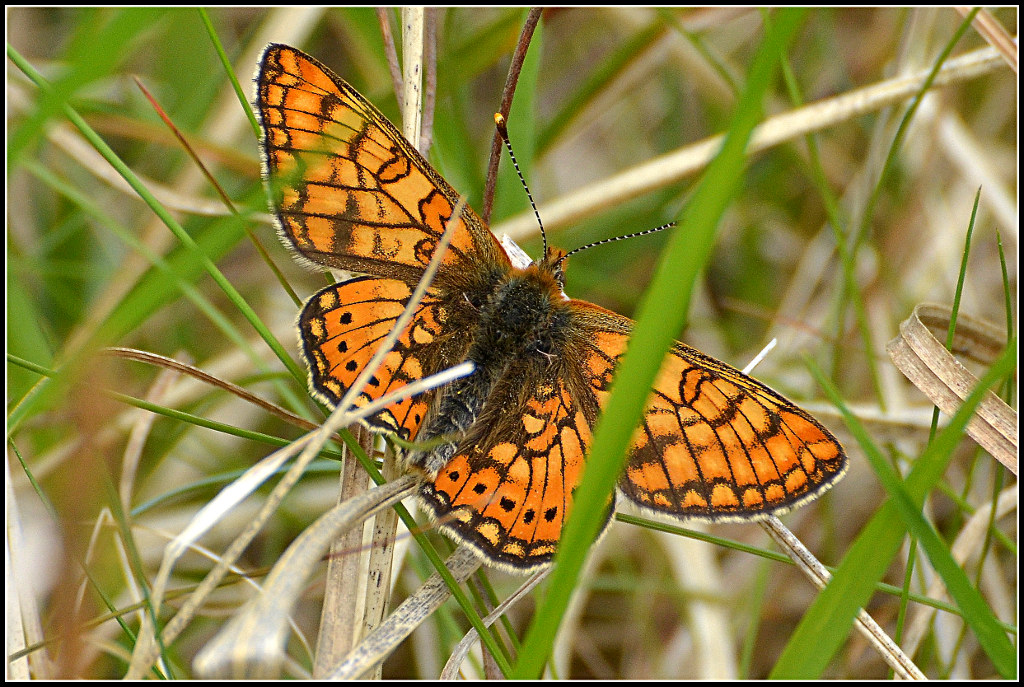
[{"left": 473, "top": 267, "right": 568, "bottom": 363}]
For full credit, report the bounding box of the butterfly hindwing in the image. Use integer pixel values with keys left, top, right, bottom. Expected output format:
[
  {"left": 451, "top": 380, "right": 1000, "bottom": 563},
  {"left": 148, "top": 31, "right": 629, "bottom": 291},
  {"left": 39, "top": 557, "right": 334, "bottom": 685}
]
[
  {"left": 299, "top": 276, "right": 474, "bottom": 440},
  {"left": 626, "top": 343, "right": 847, "bottom": 519},
  {"left": 420, "top": 361, "right": 604, "bottom": 571}
]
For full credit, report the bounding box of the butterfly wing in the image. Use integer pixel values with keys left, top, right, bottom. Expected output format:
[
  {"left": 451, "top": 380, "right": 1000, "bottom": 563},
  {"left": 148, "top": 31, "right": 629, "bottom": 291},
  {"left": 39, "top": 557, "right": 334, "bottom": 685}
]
[
  {"left": 257, "top": 44, "right": 509, "bottom": 287},
  {"left": 299, "top": 276, "right": 475, "bottom": 440},
  {"left": 420, "top": 360, "right": 602, "bottom": 571},
  {"left": 419, "top": 298, "right": 846, "bottom": 570},
  {"left": 258, "top": 44, "right": 514, "bottom": 439},
  {"left": 569, "top": 301, "right": 847, "bottom": 521}
]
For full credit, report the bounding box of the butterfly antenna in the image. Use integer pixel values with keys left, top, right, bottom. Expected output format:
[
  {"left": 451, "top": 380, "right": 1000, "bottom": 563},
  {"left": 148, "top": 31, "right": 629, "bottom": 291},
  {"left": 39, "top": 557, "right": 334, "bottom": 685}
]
[
  {"left": 494, "top": 113, "right": 547, "bottom": 255},
  {"left": 557, "top": 222, "right": 676, "bottom": 266}
]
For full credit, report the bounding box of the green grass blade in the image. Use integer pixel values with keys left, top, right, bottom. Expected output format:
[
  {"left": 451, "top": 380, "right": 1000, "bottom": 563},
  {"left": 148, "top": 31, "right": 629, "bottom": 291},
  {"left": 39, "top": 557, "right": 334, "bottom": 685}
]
[
  {"left": 6, "top": 45, "right": 307, "bottom": 431},
  {"left": 771, "top": 343, "right": 1017, "bottom": 677},
  {"left": 512, "top": 9, "right": 809, "bottom": 678},
  {"left": 199, "top": 8, "right": 261, "bottom": 139}
]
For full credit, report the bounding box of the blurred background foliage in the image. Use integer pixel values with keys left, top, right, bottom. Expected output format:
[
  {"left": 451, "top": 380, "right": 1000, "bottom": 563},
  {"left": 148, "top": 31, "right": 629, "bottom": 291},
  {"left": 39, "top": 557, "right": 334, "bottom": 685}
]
[{"left": 7, "top": 7, "right": 1016, "bottom": 679}]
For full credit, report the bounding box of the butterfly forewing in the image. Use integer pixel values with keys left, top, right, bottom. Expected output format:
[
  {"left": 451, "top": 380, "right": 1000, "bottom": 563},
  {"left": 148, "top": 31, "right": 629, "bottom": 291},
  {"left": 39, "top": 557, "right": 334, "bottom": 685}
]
[{"left": 258, "top": 44, "right": 509, "bottom": 287}]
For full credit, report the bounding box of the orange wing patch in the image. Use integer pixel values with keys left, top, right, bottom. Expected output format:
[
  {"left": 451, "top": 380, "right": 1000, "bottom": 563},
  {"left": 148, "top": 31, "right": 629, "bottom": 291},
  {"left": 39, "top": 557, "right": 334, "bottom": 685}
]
[
  {"left": 420, "top": 374, "right": 600, "bottom": 571},
  {"left": 569, "top": 301, "right": 846, "bottom": 522},
  {"left": 625, "top": 342, "right": 845, "bottom": 519},
  {"left": 299, "top": 275, "right": 471, "bottom": 440},
  {"left": 257, "top": 44, "right": 508, "bottom": 287}
]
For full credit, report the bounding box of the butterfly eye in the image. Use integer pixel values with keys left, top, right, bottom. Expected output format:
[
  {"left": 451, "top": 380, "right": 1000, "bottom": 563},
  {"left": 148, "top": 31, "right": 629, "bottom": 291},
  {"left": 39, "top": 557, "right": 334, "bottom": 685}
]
[{"left": 551, "top": 264, "right": 566, "bottom": 289}]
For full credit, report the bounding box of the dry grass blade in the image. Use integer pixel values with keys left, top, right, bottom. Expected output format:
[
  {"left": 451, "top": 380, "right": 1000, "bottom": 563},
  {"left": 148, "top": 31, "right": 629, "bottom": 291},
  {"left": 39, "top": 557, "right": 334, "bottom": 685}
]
[
  {"left": 7, "top": 463, "right": 53, "bottom": 679},
  {"left": 193, "top": 474, "right": 419, "bottom": 678},
  {"left": 956, "top": 7, "right": 1018, "bottom": 72},
  {"left": 401, "top": 7, "right": 425, "bottom": 152},
  {"left": 102, "top": 347, "right": 319, "bottom": 431},
  {"left": 357, "top": 452, "right": 404, "bottom": 679},
  {"left": 886, "top": 303, "right": 1017, "bottom": 473},
  {"left": 329, "top": 546, "right": 483, "bottom": 679},
  {"left": 133, "top": 77, "right": 237, "bottom": 213},
  {"left": 759, "top": 517, "right": 925, "bottom": 680},
  {"left": 482, "top": 6, "right": 543, "bottom": 222},
  {"left": 439, "top": 569, "right": 550, "bottom": 679},
  {"left": 313, "top": 425, "right": 375, "bottom": 677},
  {"left": 376, "top": 8, "right": 404, "bottom": 111},
  {"left": 118, "top": 358, "right": 180, "bottom": 508},
  {"left": 494, "top": 43, "right": 1009, "bottom": 240}
]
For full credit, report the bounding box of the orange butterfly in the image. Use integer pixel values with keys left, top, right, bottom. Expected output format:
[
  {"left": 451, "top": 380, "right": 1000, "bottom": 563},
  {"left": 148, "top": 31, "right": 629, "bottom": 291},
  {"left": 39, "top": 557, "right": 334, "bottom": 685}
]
[{"left": 257, "top": 44, "right": 847, "bottom": 571}]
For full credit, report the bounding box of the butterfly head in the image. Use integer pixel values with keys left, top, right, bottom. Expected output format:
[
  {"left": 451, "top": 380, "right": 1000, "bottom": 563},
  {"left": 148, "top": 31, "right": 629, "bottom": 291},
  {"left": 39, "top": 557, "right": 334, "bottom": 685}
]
[{"left": 539, "top": 246, "right": 569, "bottom": 291}]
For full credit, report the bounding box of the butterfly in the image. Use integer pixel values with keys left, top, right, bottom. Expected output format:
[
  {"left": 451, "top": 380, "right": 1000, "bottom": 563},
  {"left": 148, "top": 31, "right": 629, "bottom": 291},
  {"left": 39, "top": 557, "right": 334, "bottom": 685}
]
[{"left": 256, "top": 44, "right": 847, "bottom": 572}]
